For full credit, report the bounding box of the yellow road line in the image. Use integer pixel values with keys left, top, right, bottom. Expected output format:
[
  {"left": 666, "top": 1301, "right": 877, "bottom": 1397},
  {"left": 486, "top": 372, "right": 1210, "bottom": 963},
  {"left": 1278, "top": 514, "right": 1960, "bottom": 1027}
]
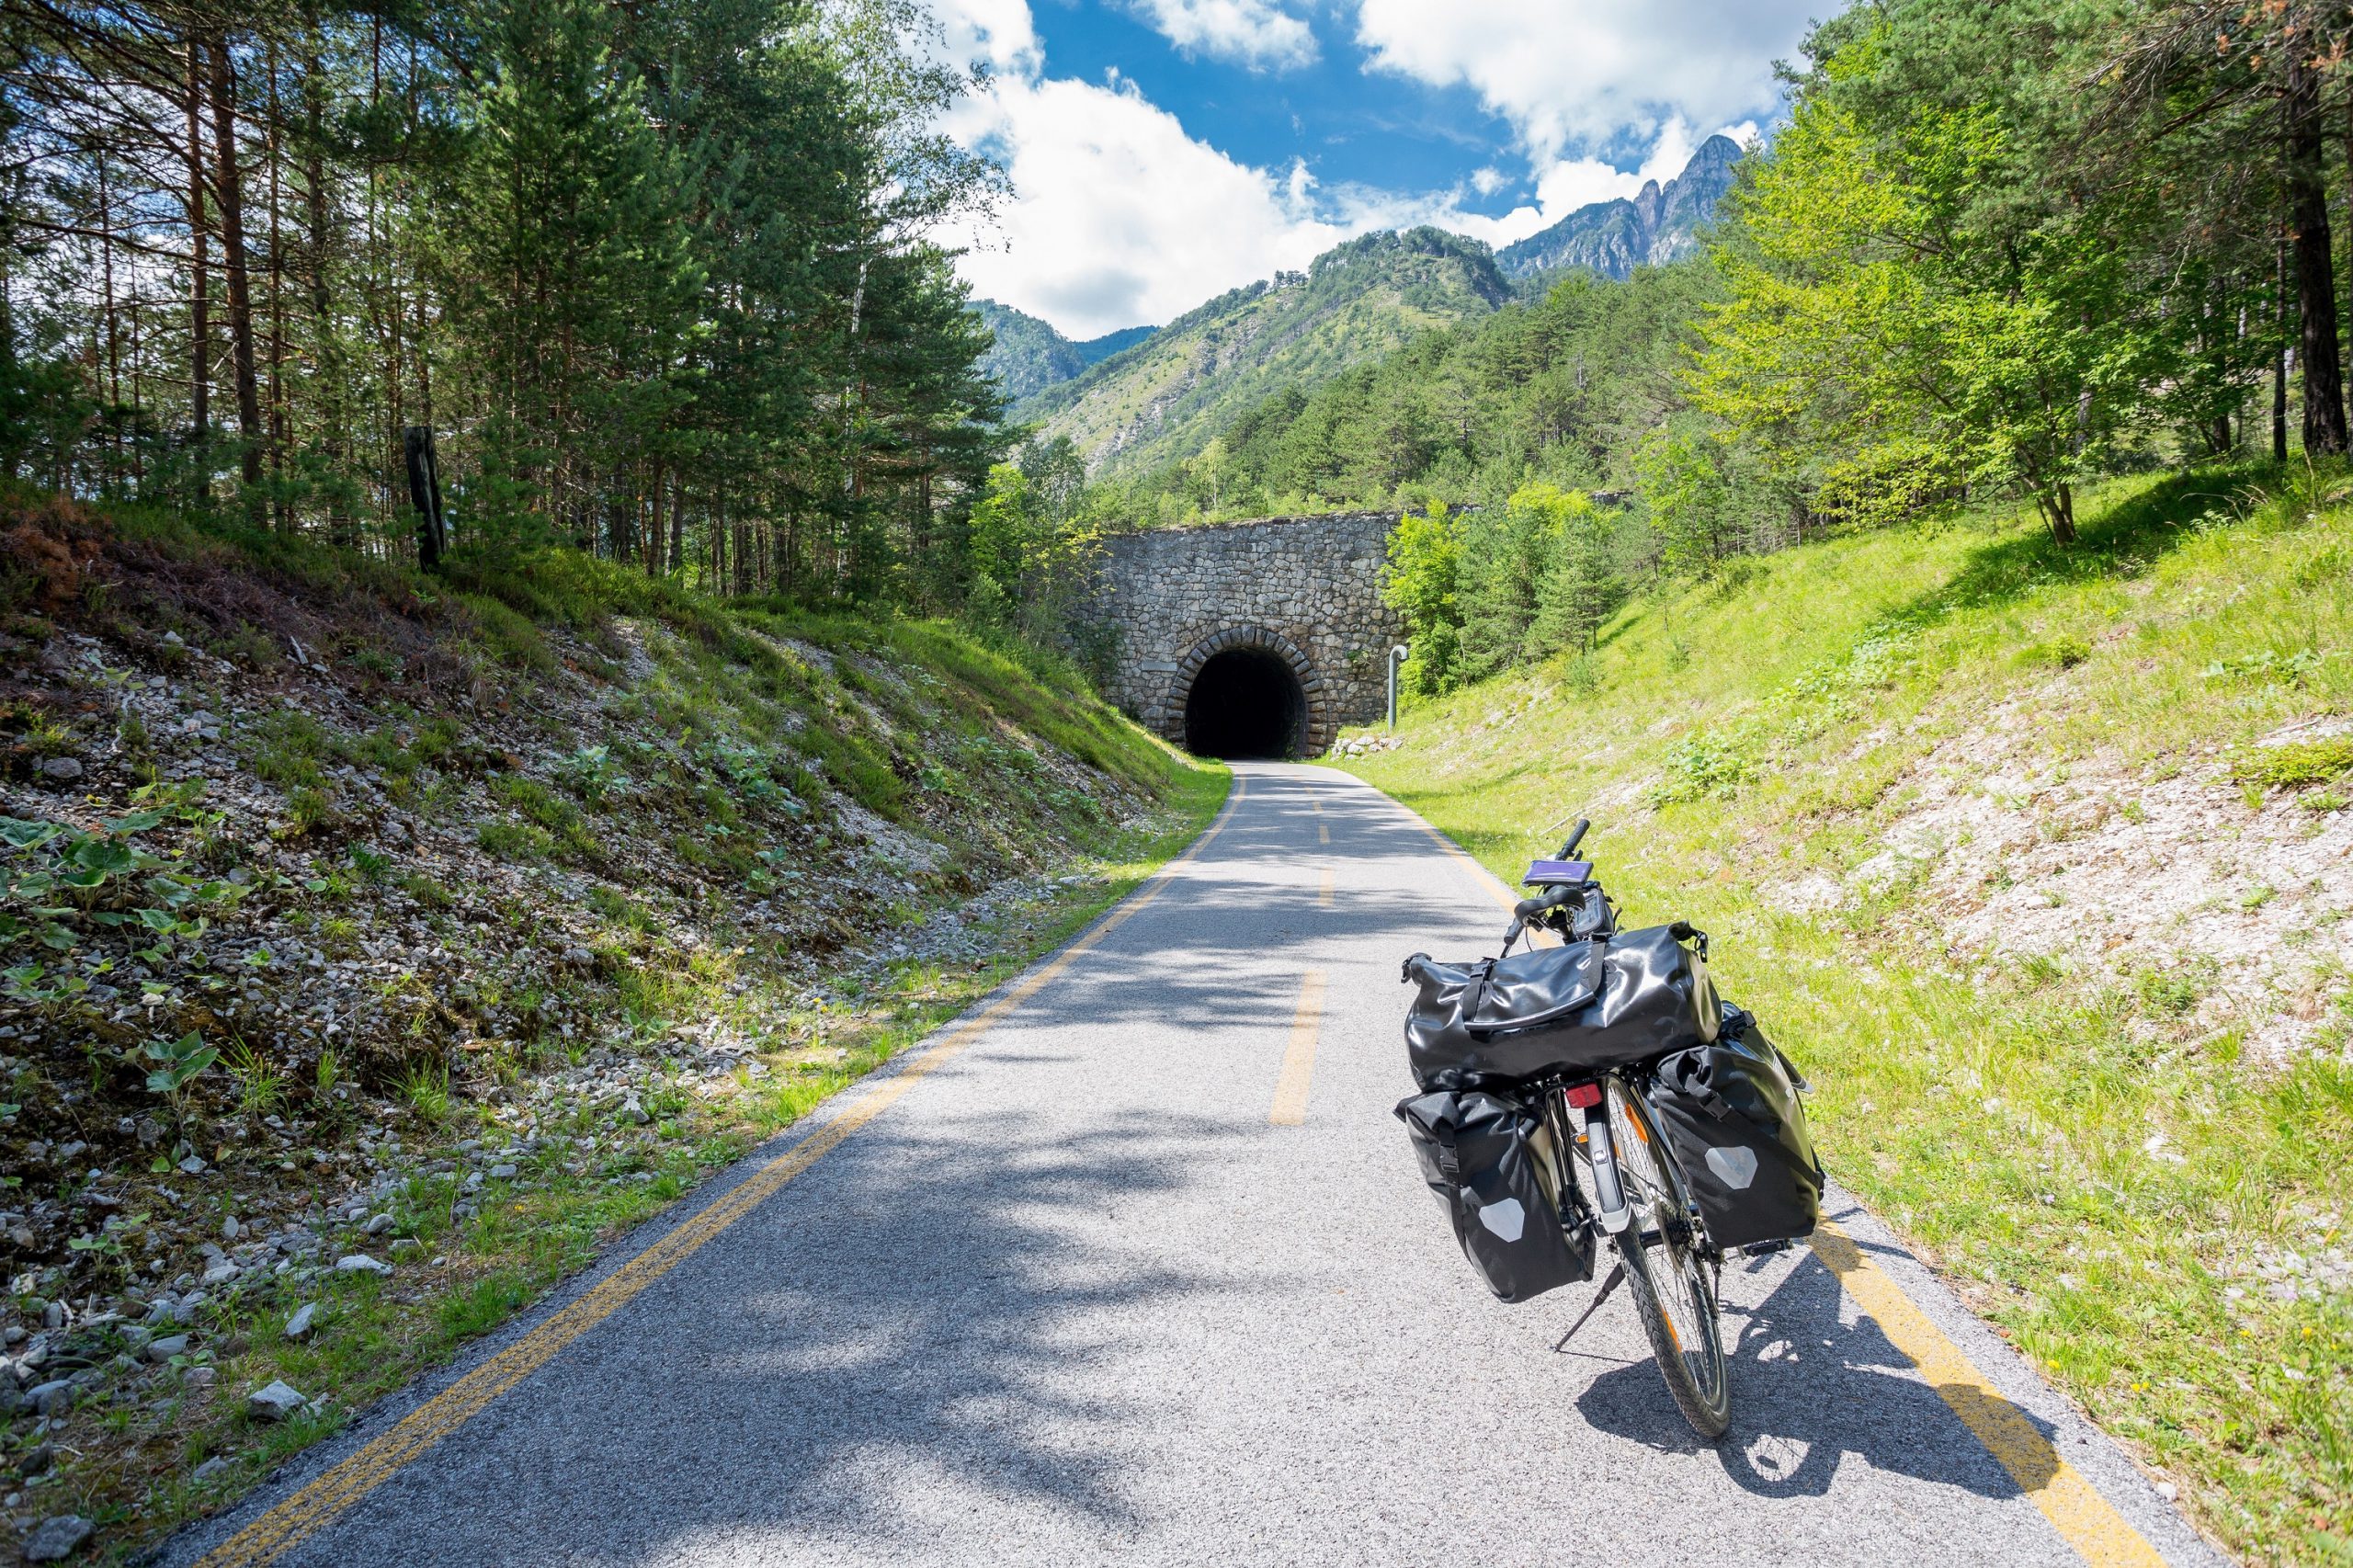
[
  {"left": 1811, "top": 1221, "right": 2166, "bottom": 1567},
  {"left": 196, "top": 771, "right": 1249, "bottom": 1568},
  {"left": 1317, "top": 822, "right": 1329, "bottom": 845},
  {"left": 1268, "top": 969, "right": 1325, "bottom": 1126},
  {"left": 1317, "top": 868, "right": 1335, "bottom": 909}
]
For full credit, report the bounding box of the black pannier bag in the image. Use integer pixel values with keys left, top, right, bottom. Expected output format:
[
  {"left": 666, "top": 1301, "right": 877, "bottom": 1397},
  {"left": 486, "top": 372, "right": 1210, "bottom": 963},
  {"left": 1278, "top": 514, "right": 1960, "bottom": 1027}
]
[
  {"left": 1646, "top": 1010, "right": 1824, "bottom": 1249},
  {"left": 1401, "top": 924, "right": 1721, "bottom": 1087},
  {"left": 1394, "top": 1088, "right": 1594, "bottom": 1302}
]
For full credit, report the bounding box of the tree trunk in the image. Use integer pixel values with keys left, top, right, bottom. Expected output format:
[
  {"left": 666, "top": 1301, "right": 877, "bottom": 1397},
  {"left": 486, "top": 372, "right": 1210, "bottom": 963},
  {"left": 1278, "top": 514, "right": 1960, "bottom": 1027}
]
[
  {"left": 2040, "top": 485, "right": 2077, "bottom": 547},
  {"left": 2277, "top": 237, "right": 2292, "bottom": 462},
  {"left": 2287, "top": 49, "right": 2347, "bottom": 453},
  {"left": 666, "top": 471, "right": 686, "bottom": 575},
  {"left": 186, "top": 40, "right": 210, "bottom": 503},
  {"left": 208, "top": 33, "right": 263, "bottom": 498},
  {"left": 266, "top": 40, "right": 287, "bottom": 530}
]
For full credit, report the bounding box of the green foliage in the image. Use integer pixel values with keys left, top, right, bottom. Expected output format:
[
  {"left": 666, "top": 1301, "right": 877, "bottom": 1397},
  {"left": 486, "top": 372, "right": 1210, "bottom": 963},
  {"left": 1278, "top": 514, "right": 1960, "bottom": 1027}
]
[
  {"left": 1092, "top": 262, "right": 1733, "bottom": 528},
  {"left": 1458, "top": 483, "right": 1627, "bottom": 684},
  {"left": 9, "top": 0, "right": 1009, "bottom": 608},
  {"left": 131, "top": 1030, "right": 219, "bottom": 1100},
  {"left": 961, "top": 439, "right": 1099, "bottom": 641},
  {"left": 2236, "top": 739, "right": 2353, "bottom": 790},
  {"left": 1380, "top": 503, "right": 1464, "bottom": 696}
]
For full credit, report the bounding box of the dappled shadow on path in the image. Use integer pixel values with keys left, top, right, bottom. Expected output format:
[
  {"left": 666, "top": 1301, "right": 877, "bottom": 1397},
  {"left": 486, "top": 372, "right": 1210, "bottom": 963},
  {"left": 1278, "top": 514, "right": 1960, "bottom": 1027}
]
[{"left": 313, "top": 1108, "right": 1259, "bottom": 1565}]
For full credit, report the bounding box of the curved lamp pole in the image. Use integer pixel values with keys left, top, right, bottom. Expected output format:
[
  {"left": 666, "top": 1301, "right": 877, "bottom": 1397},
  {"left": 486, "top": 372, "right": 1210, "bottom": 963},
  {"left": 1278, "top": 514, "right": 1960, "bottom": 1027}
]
[{"left": 1387, "top": 643, "right": 1410, "bottom": 732}]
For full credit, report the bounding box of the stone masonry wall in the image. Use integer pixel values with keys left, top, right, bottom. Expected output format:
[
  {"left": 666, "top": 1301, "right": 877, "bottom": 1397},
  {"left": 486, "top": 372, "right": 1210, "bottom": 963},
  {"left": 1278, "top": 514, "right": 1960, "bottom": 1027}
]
[{"left": 1074, "top": 510, "right": 1405, "bottom": 754}]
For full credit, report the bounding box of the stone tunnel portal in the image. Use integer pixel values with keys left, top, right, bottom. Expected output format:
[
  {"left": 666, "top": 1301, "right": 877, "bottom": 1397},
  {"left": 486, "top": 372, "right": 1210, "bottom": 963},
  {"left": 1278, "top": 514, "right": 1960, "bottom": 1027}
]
[
  {"left": 1070, "top": 510, "right": 1407, "bottom": 758},
  {"left": 1182, "top": 646, "right": 1308, "bottom": 758}
]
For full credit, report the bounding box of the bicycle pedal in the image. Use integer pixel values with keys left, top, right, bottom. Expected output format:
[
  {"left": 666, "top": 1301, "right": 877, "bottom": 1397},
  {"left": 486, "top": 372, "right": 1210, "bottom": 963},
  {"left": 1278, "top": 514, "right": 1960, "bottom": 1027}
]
[{"left": 1738, "top": 1238, "right": 1794, "bottom": 1256}]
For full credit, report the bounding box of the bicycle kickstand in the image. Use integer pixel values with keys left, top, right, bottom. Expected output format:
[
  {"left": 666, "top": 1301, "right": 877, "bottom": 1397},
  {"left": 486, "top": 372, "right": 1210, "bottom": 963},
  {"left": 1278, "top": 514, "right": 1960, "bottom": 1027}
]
[{"left": 1552, "top": 1261, "right": 1627, "bottom": 1351}]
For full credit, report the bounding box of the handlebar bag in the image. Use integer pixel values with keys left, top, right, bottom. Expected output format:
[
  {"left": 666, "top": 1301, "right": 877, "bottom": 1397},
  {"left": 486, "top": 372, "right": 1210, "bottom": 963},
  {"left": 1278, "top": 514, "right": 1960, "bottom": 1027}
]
[
  {"left": 1401, "top": 924, "right": 1719, "bottom": 1086},
  {"left": 1646, "top": 1011, "right": 1824, "bottom": 1248},
  {"left": 1394, "top": 1088, "right": 1593, "bottom": 1302}
]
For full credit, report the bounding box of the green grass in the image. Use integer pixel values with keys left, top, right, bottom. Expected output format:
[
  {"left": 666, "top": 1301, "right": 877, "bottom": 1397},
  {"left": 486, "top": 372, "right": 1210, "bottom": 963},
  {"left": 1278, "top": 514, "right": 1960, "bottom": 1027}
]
[{"left": 1336, "top": 464, "right": 2352, "bottom": 1564}]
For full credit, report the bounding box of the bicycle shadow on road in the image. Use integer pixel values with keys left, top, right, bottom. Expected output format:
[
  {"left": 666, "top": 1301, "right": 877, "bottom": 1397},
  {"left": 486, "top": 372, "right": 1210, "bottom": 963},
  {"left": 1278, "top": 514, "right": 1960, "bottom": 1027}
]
[{"left": 1572, "top": 1245, "right": 2050, "bottom": 1504}]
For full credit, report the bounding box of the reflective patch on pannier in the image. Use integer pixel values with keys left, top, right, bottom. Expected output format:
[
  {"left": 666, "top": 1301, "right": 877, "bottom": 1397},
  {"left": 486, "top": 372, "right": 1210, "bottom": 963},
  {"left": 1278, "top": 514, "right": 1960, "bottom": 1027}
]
[
  {"left": 1395, "top": 1088, "right": 1593, "bottom": 1302},
  {"left": 1705, "top": 1144, "right": 1759, "bottom": 1190},
  {"left": 1478, "top": 1198, "right": 1526, "bottom": 1242},
  {"left": 1649, "top": 1012, "right": 1824, "bottom": 1249}
]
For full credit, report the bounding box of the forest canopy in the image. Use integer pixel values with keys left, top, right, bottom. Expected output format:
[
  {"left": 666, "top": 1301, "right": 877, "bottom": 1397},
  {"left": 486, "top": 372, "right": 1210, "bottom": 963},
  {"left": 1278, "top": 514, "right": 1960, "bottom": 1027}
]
[{"left": 1, "top": 0, "right": 1009, "bottom": 606}]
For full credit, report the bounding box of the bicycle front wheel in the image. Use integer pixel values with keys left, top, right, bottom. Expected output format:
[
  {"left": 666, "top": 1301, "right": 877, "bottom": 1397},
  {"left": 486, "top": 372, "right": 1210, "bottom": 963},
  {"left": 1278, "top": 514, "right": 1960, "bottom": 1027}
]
[{"left": 1606, "top": 1076, "right": 1730, "bottom": 1438}]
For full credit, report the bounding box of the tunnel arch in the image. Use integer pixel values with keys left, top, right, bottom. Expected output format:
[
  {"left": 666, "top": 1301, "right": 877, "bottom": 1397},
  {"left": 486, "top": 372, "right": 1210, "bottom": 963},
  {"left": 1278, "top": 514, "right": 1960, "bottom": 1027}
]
[{"left": 1165, "top": 626, "right": 1331, "bottom": 757}]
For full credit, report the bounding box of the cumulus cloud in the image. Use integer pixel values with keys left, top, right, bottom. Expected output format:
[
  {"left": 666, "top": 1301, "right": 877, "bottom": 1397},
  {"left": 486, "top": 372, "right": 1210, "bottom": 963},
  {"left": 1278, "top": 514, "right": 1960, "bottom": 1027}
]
[
  {"left": 1125, "top": 0, "right": 1318, "bottom": 70},
  {"left": 937, "top": 68, "right": 1345, "bottom": 337},
  {"left": 1352, "top": 0, "right": 1812, "bottom": 161},
  {"left": 924, "top": 0, "right": 1786, "bottom": 339}
]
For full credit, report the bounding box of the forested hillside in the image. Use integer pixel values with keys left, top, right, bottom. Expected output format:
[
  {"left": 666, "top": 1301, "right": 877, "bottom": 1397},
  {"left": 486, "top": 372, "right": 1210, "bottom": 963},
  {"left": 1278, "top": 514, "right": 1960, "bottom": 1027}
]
[
  {"left": 0, "top": 0, "right": 1009, "bottom": 606},
  {"left": 971, "top": 301, "right": 1156, "bottom": 403},
  {"left": 1012, "top": 227, "right": 1513, "bottom": 479},
  {"left": 1081, "top": 262, "right": 1723, "bottom": 534}
]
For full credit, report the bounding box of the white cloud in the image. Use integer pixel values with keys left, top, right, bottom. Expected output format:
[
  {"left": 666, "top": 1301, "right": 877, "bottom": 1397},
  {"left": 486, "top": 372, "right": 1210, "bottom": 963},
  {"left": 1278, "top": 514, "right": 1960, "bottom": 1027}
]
[
  {"left": 937, "top": 67, "right": 1346, "bottom": 337},
  {"left": 923, "top": 0, "right": 1785, "bottom": 339},
  {"left": 933, "top": 0, "right": 1040, "bottom": 74},
  {"left": 1125, "top": 0, "right": 1318, "bottom": 70},
  {"left": 1352, "top": 0, "right": 1813, "bottom": 162}
]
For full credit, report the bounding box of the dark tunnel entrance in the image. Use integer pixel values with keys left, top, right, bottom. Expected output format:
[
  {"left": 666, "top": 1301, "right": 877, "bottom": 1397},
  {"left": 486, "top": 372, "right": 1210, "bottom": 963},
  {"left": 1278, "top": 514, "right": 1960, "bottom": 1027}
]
[{"left": 1183, "top": 647, "right": 1308, "bottom": 758}]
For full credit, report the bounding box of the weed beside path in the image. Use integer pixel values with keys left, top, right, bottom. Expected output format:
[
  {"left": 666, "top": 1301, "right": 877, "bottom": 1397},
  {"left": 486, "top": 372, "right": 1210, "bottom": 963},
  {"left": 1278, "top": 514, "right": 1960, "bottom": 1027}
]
[{"left": 1336, "top": 469, "right": 2352, "bottom": 1565}]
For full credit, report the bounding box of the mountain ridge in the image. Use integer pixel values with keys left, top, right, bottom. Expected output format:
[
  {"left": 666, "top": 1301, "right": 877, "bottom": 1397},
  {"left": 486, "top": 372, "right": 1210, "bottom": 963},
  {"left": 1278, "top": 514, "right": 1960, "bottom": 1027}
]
[
  {"left": 991, "top": 138, "right": 1744, "bottom": 472},
  {"left": 1496, "top": 134, "right": 1743, "bottom": 280},
  {"left": 971, "top": 301, "right": 1161, "bottom": 404}
]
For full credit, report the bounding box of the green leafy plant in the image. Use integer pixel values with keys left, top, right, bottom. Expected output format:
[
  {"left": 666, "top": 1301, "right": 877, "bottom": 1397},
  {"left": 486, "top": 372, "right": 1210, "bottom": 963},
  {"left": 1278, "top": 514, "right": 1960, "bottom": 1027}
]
[{"left": 133, "top": 1029, "right": 219, "bottom": 1102}]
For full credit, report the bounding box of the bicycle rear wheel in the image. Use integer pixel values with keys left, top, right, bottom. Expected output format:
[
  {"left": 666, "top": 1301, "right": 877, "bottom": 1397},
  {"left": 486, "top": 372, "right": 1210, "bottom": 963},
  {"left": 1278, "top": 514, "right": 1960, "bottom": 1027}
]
[{"left": 1606, "top": 1076, "right": 1729, "bottom": 1438}]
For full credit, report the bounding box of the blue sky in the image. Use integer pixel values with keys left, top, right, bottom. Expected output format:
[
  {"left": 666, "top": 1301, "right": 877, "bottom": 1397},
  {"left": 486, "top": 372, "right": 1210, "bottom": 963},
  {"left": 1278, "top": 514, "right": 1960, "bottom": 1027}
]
[{"left": 929, "top": 0, "right": 1829, "bottom": 339}]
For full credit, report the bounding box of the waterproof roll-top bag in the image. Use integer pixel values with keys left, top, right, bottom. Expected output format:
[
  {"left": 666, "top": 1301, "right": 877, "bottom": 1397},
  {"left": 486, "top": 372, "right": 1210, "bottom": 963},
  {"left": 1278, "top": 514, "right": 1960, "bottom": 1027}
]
[
  {"left": 1401, "top": 924, "right": 1721, "bottom": 1087},
  {"left": 1646, "top": 1010, "right": 1824, "bottom": 1248},
  {"left": 1394, "top": 1088, "right": 1594, "bottom": 1302}
]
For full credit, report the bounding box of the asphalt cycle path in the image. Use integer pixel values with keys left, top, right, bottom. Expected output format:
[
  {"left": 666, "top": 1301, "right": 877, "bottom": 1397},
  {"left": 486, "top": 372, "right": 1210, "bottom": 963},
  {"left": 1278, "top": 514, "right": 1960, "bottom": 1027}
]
[{"left": 168, "top": 763, "right": 2219, "bottom": 1568}]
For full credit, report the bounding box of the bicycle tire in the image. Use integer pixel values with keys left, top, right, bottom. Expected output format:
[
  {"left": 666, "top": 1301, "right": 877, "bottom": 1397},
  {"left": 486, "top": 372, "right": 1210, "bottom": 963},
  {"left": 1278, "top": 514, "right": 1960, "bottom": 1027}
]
[{"left": 1606, "top": 1077, "right": 1731, "bottom": 1438}]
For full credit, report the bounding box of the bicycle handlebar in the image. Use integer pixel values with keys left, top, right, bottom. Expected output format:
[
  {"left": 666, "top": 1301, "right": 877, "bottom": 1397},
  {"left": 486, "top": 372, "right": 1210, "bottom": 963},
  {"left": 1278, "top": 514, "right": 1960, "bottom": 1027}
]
[
  {"left": 1558, "top": 818, "right": 1590, "bottom": 858},
  {"left": 1513, "top": 884, "right": 1579, "bottom": 921}
]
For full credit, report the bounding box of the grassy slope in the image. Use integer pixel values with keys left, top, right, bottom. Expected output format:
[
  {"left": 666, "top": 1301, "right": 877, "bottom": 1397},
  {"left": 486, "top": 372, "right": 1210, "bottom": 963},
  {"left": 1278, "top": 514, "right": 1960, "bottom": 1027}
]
[
  {"left": 1015, "top": 243, "right": 1506, "bottom": 476},
  {"left": 1335, "top": 470, "right": 2351, "bottom": 1564},
  {"left": 0, "top": 491, "right": 1226, "bottom": 1559}
]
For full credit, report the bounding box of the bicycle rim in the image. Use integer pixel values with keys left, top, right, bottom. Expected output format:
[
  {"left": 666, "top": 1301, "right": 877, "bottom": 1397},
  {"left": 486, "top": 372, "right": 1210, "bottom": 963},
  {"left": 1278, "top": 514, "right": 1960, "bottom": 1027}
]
[{"left": 1607, "top": 1077, "right": 1730, "bottom": 1437}]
